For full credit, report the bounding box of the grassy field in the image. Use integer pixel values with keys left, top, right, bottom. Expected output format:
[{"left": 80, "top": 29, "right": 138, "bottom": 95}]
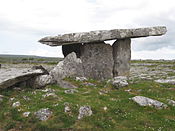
[{"left": 0, "top": 58, "right": 175, "bottom": 131}]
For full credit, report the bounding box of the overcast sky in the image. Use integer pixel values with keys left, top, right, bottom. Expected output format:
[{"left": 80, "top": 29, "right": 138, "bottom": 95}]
[{"left": 0, "top": 0, "right": 175, "bottom": 59}]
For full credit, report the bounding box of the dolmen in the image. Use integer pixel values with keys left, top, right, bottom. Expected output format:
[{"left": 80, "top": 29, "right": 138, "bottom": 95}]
[{"left": 39, "top": 26, "right": 167, "bottom": 81}]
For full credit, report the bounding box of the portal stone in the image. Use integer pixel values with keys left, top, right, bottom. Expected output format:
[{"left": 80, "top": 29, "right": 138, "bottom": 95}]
[
  {"left": 112, "top": 38, "right": 131, "bottom": 76},
  {"left": 80, "top": 42, "right": 113, "bottom": 80}
]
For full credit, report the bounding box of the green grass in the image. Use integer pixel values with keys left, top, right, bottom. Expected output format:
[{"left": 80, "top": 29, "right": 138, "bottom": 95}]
[
  {"left": 0, "top": 59, "right": 175, "bottom": 130},
  {"left": 0, "top": 78, "right": 175, "bottom": 131}
]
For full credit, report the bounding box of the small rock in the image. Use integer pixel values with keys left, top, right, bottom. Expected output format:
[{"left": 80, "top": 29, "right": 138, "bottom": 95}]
[
  {"left": 131, "top": 96, "right": 167, "bottom": 109},
  {"left": 42, "top": 92, "right": 57, "bottom": 98},
  {"left": 82, "top": 82, "right": 96, "bottom": 87},
  {"left": 0, "top": 95, "right": 4, "bottom": 102},
  {"left": 23, "top": 96, "right": 31, "bottom": 101},
  {"left": 12, "top": 101, "right": 21, "bottom": 108},
  {"left": 64, "top": 89, "right": 78, "bottom": 94},
  {"left": 75, "top": 77, "right": 87, "bottom": 81},
  {"left": 34, "top": 108, "right": 52, "bottom": 121},
  {"left": 78, "top": 105, "right": 92, "bottom": 119},
  {"left": 64, "top": 102, "right": 71, "bottom": 113},
  {"left": 23, "top": 112, "right": 30, "bottom": 117},
  {"left": 155, "top": 79, "right": 175, "bottom": 84},
  {"left": 168, "top": 99, "right": 175, "bottom": 106},
  {"left": 109, "top": 76, "right": 128, "bottom": 88},
  {"left": 41, "top": 88, "right": 55, "bottom": 93},
  {"left": 103, "top": 107, "right": 107, "bottom": 111},
  {"left": 10, "top": 97, "right": 15, "bottom": 101}
]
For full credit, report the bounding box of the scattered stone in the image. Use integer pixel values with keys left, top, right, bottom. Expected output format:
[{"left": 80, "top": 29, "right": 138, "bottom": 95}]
[
  {"left": 34, "top": 108, "right": 52, "bottom": 121},
  {"left": 23, "top": 112, "right": 30, "bottom": 117},
  {"left": 78, "top": 105, "right": 92, "bottom": 119},
  {"left": 82, "top": 82, "right": 96, "bottom": 87},
  {"left": 31, "top": 75, "right": 55, "bottom": 88},
  {"left": 75, "top": 77, "right": 87, "bottom": 81},
  {"left": 0, "top": 95, "right": 4, "bottom": 102},
  {"left": 109, "top": 76, "right": 128, "bottom": 88},
  {"left": 155, "top": 79, "right": 175, "bottom": 84},
  {"left": 10, "top": 97, "right": 15, "bottom": 101},
  {"left": 23, "top": 96, "right": 31, "bottom": 101},
  {"left": 64, "top": 102, "right": 71, "bottom": 113},
  {"left": 39, "top": 26, "right": 167, "bottom": 46},
  {"left": 80, "top": 42, "right": 114, "bottom": 80},
  {"left": 64, "top": 89, "right": 78, "bottom": 94},
  {"left": 50, "top": 52, "right": 84, "bottom": 80},
  {"left": 113, "top": 39, "right": 131, "bottom": 76},
  {"left": 103, "top": 107, "right": 108, "bottom": 111},
  {"left": 12, "top": 101, "right": 21, "bottom": 108},
  {"left": 42, "top": 92, "right": 57, "bottom": 98},
  {"left": 125, "top": 89, "right": 132, "bottom": 92},
  {"left": 168, "top": 99, "right": 175, "bottom": 106},
  {"left": 41, "top": 88, "right": 55, "bottom": 93},
  {"left": 131, "top": 96, "right": 167, "bottom": 109},
  {"left": 57, "top": 80, "right": 78, "bottom": 89}
]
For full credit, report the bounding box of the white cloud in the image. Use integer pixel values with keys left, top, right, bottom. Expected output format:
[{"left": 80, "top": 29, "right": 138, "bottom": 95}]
[{"left": 0, "top": 0, "right": 175, "bottom": 59}]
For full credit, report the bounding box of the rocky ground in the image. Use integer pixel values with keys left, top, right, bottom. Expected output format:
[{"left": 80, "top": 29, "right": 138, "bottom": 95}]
[{"left": 0, "top": 60, "right": 175, "bottom": 131}]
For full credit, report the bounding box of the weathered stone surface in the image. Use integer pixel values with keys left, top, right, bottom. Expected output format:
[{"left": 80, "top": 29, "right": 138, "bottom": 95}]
[
  {"left": 31, "top": 75, "right": 55, "bottom": 88},
  {"left": 155, "top": 79, "right": 175, "bottom": 84},
  {"left": 50, "top": 52, "right": 84, "bottom": 81},
  {"left": 113, "top": 38, "right": 131, "bottom": 76},
  {"left": 0, "top": 68, "right": 45, "bottom": 89},
  {"left": 109, "top": 76, "right": 128, "bottom": 88},
  {"left": 131, "top": 96, "right": 167, "bottom": 109},
  {"left": 57, "top": 80, "right": 78, "bottom": 89},
  {"left": 80, "top": 42, "right": 113, "bottom": 80},
  {"left": 78, "top": 105, "right": 92, "bottom": 119},
  {"left": 12, "top": 101, "right": 21, "bottom": 108},
  {"left": 168, "top": 99, "right": 175, "bottom": 106},
  {"left": 39, "top": 26, "right": 167, "bottom": 46},
  {"left": 62, "top": 43, "right": 82, "bottom": 58},
  {"left": 34, "top": 108, "right": 52, "bottom": 121}
]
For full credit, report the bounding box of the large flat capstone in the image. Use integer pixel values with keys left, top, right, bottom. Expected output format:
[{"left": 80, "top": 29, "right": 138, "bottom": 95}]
[{"left": 39, "top": 26, "right": 167, "bottom": 46}]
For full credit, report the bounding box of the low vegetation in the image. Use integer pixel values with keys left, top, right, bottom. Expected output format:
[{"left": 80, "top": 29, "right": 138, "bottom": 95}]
[{"left": 0, "top": 58, "right": 175, "bottom": 131}]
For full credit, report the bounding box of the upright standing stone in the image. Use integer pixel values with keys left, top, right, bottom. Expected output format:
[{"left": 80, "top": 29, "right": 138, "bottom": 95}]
[
  {"left": 80, "top": 42, "right": 113, "bottom": 80},
  {"left": 112, "top": 38, "right": 131, "bottom": 76}
]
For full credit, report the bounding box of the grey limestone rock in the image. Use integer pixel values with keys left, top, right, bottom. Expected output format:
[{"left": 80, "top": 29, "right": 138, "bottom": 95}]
[
  {"left": 39, "top": 26, "right": 167, "bottom": 46},
  {"left": 168, "top": 99, "right": 175, "bottom": 106},
  {"left": 0, "top": 68, "right": 45, "bottom": 89},
  {"left": 155, "top": 79, "right": 175, "bottom": 84},
  {"left": 64, "top": 89, "right": 78, "bottom": 94},
  {"left": 78, "top": 105, "right": 92, "bottom": 119},
  {"left": 23, "top": 112, "right": 30, "bottom": 117},
  {"left": 80, "top": 42, "right": 114, "bottom": 80},
  {"left": 50, "top": 52, "right": 84, "bottom": 81},
  {"left": 113, "top": 39, "right": 131, "bottom": 76},
  {"left": 109, "top": 76, "right": 128, "bottom": 88},
  {"left": 131, "top": 96, "right": 167, "bottom": 109},
  {"left": 31, "top": 75, "right": 55, "bottom": 88},
  {"left": 34, "top": 108, "right": 52, "bottom": 121},
  {"left": 12, "top": 101, "right": 21, "bottom": 108}
]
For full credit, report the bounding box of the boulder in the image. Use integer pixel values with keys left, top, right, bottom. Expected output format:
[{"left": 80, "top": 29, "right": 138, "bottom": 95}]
[
  {"left": 50, "top": 52, "right": 84, "bottom": 81},
  {"left": 62, "top": 43, "right": 82, "bottom": 58},
  {"left": 168, "top": 99, "right": 175, "bottom": 106},
  {"left": 78, "top": 105, "right": 92, "bottom": 119},
  {"left": 131, "top": 96, "right": 167, "bottom": 109},
  {"left": 113, "top": 39, "right": 131, "bottom": 76},
  {"left": 39, "top": 26, "right": 167, "bottom": 46},
  {"left": 109, "top": 76, "right": 128, "bottom": 88},
  {"left": 80, "top": 42, "right": 114, "bottom": 80},
  {"left": 30, "top": 75, "right": 55, "bottom": 88},
  {"left": 0, "top": 68, "right": 45, "bottom": 89},
  {"left": 34, "top": 108, "right": 52, "bottom": 121}
]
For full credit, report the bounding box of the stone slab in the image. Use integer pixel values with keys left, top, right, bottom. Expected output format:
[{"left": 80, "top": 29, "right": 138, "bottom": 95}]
[
  {"left": 80, "top": 42, "right": 114, "bottom": 80},
  {"left": 39, "top": 26, "right": 167, "bottom": 46},
  {"left": 113, "top": 38, "right": 131, "bottom": 76},
  {"left": 0, "top": 68, "right": 44, "bottom": 89}
]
